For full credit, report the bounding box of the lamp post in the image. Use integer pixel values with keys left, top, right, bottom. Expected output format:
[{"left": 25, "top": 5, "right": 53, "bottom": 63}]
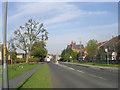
[
  {"left": 3, "top": 0, "right": 9, "bottom": 88},
  {"left": 105, "top": 48, "right": 109, "bottom": 65}
]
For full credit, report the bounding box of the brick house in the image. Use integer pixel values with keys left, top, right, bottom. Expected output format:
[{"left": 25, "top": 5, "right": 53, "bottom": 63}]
[
  {"left": 98, "top": 35, "right": 119, "bottom": 60},
  {"left": 67, "top": 41, "right": 86, "bottom": 60}
]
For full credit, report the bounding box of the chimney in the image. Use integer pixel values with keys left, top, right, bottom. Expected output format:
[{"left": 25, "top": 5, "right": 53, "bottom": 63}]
[{"left": 71, "top": 41, "right": 74, "bottom": 49}]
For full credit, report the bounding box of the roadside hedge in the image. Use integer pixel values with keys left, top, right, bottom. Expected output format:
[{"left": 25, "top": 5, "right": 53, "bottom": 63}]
[{"left": 14, "top": 58, "right": 40, "bottom": 63}]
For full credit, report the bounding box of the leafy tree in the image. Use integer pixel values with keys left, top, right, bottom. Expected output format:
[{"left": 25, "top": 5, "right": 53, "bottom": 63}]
[
  {"left": 31, "top": 40, "right": 46, "bottom": 51},
  {"left": 13, "top": 19, "right": 48, "bottom": 63},
  {"left": 96, "top": 47, "right": 106, "bottom": 60},
  {"left": 85, "top": 39, "right": 99, "bottom": 60},
  {"left": 30, "top": 47, "right": 47, "bottom": 62},
  {"left": 61, "top": 48, "right": 77, "bottom": 62}
]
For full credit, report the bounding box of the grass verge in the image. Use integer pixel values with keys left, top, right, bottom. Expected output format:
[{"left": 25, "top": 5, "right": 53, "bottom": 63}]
[
  {"left": 8, "top": 63, "right": 40, "bottom": 79},
  {"left": 0, "top": 65, "right": 2, "bottom": 84},
  {"left": 18, "top": 63, "right": 52, "bottom": 88},
  {"left": 68, "top": 62, "right": 120, "bottom": 67}
]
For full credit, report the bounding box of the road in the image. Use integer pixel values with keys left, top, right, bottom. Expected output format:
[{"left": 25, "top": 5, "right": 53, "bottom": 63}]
[{"left": 48, "top": 62, "right": 118, "bottom": 88}]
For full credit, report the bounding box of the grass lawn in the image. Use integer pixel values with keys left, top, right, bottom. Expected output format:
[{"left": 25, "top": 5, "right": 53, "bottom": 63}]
[
  {"left": 18, "top": 63, "right": 52, "bottom": 88},
  {"left": 0, "top": 65, "right": 2, "bottom": 84},
  {"left": 8, "top": 63, "right": 40, "bottom": 79},
  {"left": 68, "top": 62, "right": 120, "bottom": 67}
]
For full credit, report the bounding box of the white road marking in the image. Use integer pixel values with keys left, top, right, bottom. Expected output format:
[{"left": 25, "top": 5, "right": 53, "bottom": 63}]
[
  {"left": 77, "top": 70, "right": 85, "bottom": 73},
  {"left": 56, "top": 63, "right": 75, "bottom": 70},
  {"left": 89, "top": 74, "right": 106, "bottom": 80},
  {"left": 98, "top": 77, "right": 106, "bottom": 80},
  {"left": 54, "top": 63, "right": 106, "bottom": 80},
  {"left": 68, "top": 67, "right": 75, "bottom": 70}
]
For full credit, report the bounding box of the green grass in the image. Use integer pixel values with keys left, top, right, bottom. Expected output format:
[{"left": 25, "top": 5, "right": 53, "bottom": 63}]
[
  {"left": 68, "top": 62, "right": 120, "bottom": 67},
  {"left": 18, "top": 63, "right": 52, "bottom": 88},
  {"left": 8, "top": 63, "right": 40, "bottom": 79},
  {"left": 0, "top": 65, "right": 2, "bottom": 84}
]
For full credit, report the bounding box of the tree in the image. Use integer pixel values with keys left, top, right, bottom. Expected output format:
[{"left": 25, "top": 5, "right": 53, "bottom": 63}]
[
  {"left": 61, "top": 48, "right": 77, "bottom": 62},
  {"left": 30, "top": 41, "right": 48, "bottom": 61},
  {"left": 96, "top": 47, "right": 106, "bottom": 60},
  {"left": 85, "top": 39, "right": 99, "bottom": 60},
  {"left": 13, "top": 19, "right": 48, "bottom": 63},
  {"left": 7, "top": 38, "right": 17, "bottom": 64},
  {"left": 30, "top": 47, "right": 47, "bottom": 62},
  {"left": 31, "top": 40, "right": 46, "bottom": 51}
]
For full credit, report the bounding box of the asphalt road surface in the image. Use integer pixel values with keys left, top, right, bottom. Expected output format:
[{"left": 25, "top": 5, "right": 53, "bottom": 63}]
[{"left": 48, "top": 62, "right": 118, "bottom": 88}]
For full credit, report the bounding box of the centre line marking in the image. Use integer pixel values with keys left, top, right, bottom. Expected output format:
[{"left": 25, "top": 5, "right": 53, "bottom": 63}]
[
  {"left": 89, "top": 74, "right": 106, "bottom": 80},
  {"left": 77, "top": 70, "right": 85, "bottom": 73},
  {"left": 69, "top": 67, "right": 75, "bottom": 70}
]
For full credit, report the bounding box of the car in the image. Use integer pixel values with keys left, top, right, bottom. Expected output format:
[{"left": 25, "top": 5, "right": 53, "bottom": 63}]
[{"left": 46, "top": 58, "right": 50, "bottom": 63}]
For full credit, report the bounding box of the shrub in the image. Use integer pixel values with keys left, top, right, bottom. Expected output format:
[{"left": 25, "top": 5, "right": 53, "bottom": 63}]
[
  {"left": 14, "top": 58, "right": 40, "bottom": 63},
  {"left": 28, "top": 58, "right": 40, "bottom": 62}
]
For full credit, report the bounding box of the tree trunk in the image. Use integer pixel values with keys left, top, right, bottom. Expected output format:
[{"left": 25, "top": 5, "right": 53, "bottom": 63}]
[
  {"left": 26, "top": 41, "right": 33, "bottom": 63},
  {"left": 11, "top": 59, "right": 13, "bottom": 64},
  {"left": 26, "top": 52, "right": 30, "bottom": 63},
  {"left": 25, "top": 51, "right": 28, "bottom": 63}
]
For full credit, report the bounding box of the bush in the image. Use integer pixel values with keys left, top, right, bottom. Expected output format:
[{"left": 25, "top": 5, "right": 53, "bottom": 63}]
[
  {"left": 30, "top": 48, "right": 47, "bottom": 58},
  {"left": 28, "top": 58, "right": 40, "bottom": 62},
  {"left": 14, "top": 58, "right": 40, "bottom": 63},
  {"left": 15, "top": 58, "right": 26, "bottom": 63}
]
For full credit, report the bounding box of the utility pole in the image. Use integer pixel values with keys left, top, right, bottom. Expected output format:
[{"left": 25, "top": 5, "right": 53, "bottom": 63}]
[{"left": 3, "top": 0, "right": 9, "bottom": 89}]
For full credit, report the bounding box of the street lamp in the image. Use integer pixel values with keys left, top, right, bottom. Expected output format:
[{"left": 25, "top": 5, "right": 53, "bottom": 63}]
[
  {"left": 105, "top": 48, "right": 109, "bottom": 65},
  {"left": 3, "top": 0, "right": 9, "bottom": 88}
]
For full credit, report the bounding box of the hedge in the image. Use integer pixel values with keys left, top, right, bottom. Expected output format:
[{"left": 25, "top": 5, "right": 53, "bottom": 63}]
[{"left": 14, "top": 58, "right": 40, "bottom": 63}]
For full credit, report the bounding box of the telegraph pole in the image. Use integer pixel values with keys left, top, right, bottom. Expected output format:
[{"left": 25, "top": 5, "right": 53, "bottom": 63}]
[{"left": 3, "top": 0, "right": 9, "bottom": 89}]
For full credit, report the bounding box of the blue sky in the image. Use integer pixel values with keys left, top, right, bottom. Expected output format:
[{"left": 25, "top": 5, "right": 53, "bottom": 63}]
[{"left": 0, "top": 1, "right": 118, "bottom": 54}]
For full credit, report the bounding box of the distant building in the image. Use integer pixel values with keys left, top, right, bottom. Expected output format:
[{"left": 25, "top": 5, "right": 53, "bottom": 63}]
[
  {"left": 47, "top": 54, "right": 53, "bottom": 59},
  {"left": 98, "top": 35, "right": 119, "bottom": 60},
  {"left": 16, "top": 53, "right": 26, "bottom": 59},
  {"left": 67, "top": 41, "right": 84, "bottom": 53},
  {"left": 55, "top": 55, "right": 61, "bottom": 61},
  {"left": 0, "top": 44, "right": 3, "bottom": 64},
  {"left": 67, "top": 41, "right": 85, "bottom": 60}
]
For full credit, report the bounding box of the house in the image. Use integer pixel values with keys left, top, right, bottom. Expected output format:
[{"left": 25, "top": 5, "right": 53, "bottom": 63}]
[
  {"left": 0, "top": 44, "right": 3, "bottom": 64},
  {"left": 67, "top": 41, "right": 84, "bottom": 52},
  {"left": 55, "top": 55, "right": 61, "bottom": 61},
  {"left": 67, "top": 41, "right": 85, "bottom": 60},
  {"left": 16, "top": 53, "right": 26, "bottom": 59},
  {"left": 98, "top": 35, "right": 119, "bottom": 60}
]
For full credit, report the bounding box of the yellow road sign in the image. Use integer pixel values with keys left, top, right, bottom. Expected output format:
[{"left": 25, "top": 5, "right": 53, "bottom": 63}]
[{"left": 4, "top": 44, "right": 7, "bottom": 57}]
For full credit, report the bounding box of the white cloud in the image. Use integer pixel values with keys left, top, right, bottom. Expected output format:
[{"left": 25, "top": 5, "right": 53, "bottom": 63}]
[
  {"left": 9, "top": 2, "right": 108, "bottom": 26},
  {"left": 43, "top": 11, "right": 108, "bottom": 25}
]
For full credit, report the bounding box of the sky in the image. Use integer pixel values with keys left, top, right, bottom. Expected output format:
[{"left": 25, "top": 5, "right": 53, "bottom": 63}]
[{"left": 0, "top": 0, "right": 118, "bottom": 54}]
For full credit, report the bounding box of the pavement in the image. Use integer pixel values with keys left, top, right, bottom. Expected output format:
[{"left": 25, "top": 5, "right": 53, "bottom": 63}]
[
  {"left": 48, "top": 62, "right": 118, "bottom": 88},
  {"left": 0, "top": 63, "right": 42, "bottom": 89}
]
